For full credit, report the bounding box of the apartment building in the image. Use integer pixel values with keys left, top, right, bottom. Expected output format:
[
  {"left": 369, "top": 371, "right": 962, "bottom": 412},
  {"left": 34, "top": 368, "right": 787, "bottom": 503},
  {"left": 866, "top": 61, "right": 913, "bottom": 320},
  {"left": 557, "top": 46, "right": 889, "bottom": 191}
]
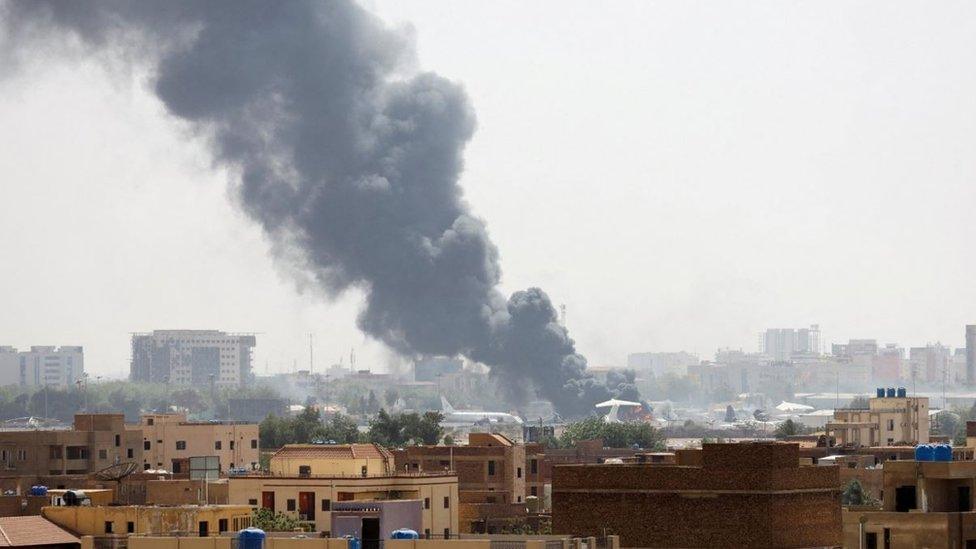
[
  {"left": 0, "top": 413, "right": 141, "bottom": 476},
  {"left": 137, "top": 413, "right": 259, "bottom": 473},
  {"left": 0, "top": 346, "right": 84, "bottom": 388},
  {"left": 826, "top": 390, "right": 929, "bottom": 446},
  {"left": 130, "top": 330, "right": 255, "bottom": 387}
]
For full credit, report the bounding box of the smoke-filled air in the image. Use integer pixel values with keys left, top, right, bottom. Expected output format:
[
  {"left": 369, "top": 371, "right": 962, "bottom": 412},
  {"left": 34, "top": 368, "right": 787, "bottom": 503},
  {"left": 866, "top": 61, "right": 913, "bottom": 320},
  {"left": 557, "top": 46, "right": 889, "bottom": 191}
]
[{"left": 1, "top": 0, "right": 638, "bottom": 417}]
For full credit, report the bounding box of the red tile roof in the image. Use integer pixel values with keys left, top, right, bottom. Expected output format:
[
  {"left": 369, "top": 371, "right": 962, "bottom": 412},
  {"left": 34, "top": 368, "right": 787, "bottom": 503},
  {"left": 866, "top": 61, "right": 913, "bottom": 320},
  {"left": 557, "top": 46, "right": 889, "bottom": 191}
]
[
  {"left": 272, "top": 443, "right": 393, "bottom": 461},
  {"left": 0, "top": 516, "right": 79, "bottom": 547}
]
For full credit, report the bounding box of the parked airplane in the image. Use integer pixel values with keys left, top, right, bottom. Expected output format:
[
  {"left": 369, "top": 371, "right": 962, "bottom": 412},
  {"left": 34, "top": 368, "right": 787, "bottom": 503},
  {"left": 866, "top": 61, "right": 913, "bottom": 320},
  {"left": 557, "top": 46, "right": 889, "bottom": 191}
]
[{"left": 440, "top": 397, "right": 524, "bottom": 425}]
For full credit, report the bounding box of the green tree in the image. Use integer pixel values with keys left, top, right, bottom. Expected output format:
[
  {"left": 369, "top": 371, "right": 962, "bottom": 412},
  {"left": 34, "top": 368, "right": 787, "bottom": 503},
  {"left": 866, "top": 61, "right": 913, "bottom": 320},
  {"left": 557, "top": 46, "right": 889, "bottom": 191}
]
[
  {"left": 384, "top": 388, "right": 399, "bottom": 407},
  {"left": 368, "top": 409, "right": 404, "bottom": 446},
  {"left": 774, "top": 418, "right": 808, "bottom": 439},
  {"left": 841, "top": 479, "right": 878, "bottom": 507},
  {"left": 321, "top": 414, "right": 361, "bottom": 444},
  {"left": 251, "top": 507, "right": 307, "bottom": 532},
  {"left": 559, "top": 416, "right": 663, "bottom": 449},
  {"left": 443, "top": 434, "right": 455, "bottom": 446}
]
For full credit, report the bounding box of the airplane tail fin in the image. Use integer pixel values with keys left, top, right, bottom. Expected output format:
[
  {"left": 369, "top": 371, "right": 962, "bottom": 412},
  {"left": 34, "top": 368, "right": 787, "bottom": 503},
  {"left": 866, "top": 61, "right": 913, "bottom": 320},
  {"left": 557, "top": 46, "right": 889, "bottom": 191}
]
[{"left": 440, "top": 396, "right": 455, "bottom": 413}]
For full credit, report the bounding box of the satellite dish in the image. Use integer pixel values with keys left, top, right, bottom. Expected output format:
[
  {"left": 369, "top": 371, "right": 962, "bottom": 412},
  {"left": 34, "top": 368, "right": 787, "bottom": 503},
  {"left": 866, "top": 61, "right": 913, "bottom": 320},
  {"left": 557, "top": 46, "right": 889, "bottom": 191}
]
[{"left": 93, "top": 461, "right": 139, "bottom": 482}]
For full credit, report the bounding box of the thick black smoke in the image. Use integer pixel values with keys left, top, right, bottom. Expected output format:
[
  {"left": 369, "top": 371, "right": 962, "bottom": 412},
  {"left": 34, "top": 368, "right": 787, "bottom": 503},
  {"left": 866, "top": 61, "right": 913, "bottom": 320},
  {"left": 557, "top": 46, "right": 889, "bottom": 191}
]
[{"left": 2, "top": 0, "right": 635, "bottom": 417}]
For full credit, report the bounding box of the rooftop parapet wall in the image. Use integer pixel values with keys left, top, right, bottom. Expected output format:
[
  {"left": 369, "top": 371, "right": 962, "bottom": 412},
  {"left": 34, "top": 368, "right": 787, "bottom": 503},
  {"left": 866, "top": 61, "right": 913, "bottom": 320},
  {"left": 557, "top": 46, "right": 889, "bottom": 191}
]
[
  {"left": 701, "top": 442, "right": 798, "bottom": 469},
  {"left": 553, "top": 462, "right": 838, "bottom": 492}
]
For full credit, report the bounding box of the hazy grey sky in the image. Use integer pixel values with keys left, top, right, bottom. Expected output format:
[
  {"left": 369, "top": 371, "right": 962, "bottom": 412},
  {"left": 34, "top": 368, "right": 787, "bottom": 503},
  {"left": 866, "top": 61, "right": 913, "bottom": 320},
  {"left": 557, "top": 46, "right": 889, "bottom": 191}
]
[{"left": 3, "top": 1, "right": 976, "bottom": 377}]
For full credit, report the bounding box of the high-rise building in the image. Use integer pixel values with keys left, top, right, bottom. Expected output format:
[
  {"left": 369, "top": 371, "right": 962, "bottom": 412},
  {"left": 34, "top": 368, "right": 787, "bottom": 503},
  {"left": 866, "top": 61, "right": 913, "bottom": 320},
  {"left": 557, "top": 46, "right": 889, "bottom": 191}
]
[
  {"left": 130, "top": 330, "right": 255, "bottom": 387},
  {"left": 762, "top": 325, "right": 821, "bottom": 361},
  {"left": 0, "top": 346, "right": 84, "bottom": 388},
  {"left": 966, "top": 325, "right": 976, "bottom": 386}
]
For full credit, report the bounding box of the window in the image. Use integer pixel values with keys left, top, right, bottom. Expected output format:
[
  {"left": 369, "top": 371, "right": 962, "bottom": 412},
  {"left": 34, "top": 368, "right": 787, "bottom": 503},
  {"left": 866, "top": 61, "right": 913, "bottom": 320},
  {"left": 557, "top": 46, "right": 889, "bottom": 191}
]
[
  {"left": 127, "top": 448, "right": 134, "bottom": 459},
  {"left": 115, "top": 434, "right": 121, "bottom": 447},
  {"left": 218, "top": 519, "right": 228, "bottom": 533},
  {"left": 143, "top": 464, "right": 150, "bottom": 471},
  {"left": 104, "top": 521, "right": 113, "bottom": 534},
  {"left": 215, "top": 441, "right": 222, "bottom": 450},
  {"left": 299, "top": 465, "right": 311, "bottom": 477},
  {"left": 361, "top": 465, "right": 368, "bottom": 477},
  {"left": 424, "top": 529, "right": 431, "bottom": 539},
  {"left": 248, "top": 499, "right": 258, "bottom": 506},
  {"left": 887, "top": 419, "right": 895, "bottom": 431},
  {"left": 147, "top": 418, "right": 154, "bottom": 426},
  {"left": 517, "top": 496, "right": 522, "bottom": 502},
  {"left": 230, "top": 441, "right": 235, "bottom": 450},
  {"left": 424, "top": 498, "right": 430, "bottom": 509},
  {"left": 444, "top": 529, "right": 450, "bottom": 539},
  {"left": 198, "top": 521, "right": 208, "bottom": 537},
  {"left": 127, "top": 522, "right": 134, "bottom": 534},
  {"left": 443, "top": 496, "right": 450, "bottom": 508},
  {"left": 517, "top": 467, "right": 522, "bottom": 478},
  {"left": 98, "top": 449, "right": 107, "bottom": 460},
  {"left": 287, "top": 499, "right": 296, "bottom": 511},
  {"left": 530, "top": 486, "right": 538, "bottom": 497},
  {"left": 251, "top": 439, "right": 258, "bottom": 449},
  {"left": 487, "top": 461, "right": 496, "bottom": 476},
  {"left": 530, "top": 459, "right": 538, "bottom": 474},
  {"left": 321, "top": 499, "right": 331, "bottom": 511},
  {"left": 144, "top": 441, "right": 151, "bottom": 450},
  {"left": 176, "top": 441, "right": 186, "bottom": 450},
  {"left": 16, "top": 450, "right": 26, "bottom": 461}
]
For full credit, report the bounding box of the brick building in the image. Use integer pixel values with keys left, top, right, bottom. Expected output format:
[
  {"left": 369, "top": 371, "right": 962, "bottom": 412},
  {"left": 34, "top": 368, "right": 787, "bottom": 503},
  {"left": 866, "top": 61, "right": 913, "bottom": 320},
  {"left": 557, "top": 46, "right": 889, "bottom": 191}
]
[
  {"left": 394, "top": 433, "right": 525, "bottom": 533},
  {"left": 553, "top": 442, "right": 841, "bottom": 548},
  {"left": 524, "top": 439, "right": 638, "bottom": 505},
  {"left": 0, "top": 414, "right": 142, "bottom": 476}
]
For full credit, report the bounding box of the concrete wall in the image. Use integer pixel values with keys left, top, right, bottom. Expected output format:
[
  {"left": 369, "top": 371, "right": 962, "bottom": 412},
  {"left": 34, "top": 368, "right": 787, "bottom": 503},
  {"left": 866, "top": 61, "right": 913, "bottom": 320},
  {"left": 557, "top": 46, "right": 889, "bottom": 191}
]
[
  {"left": 141, "top": 415, "right": 259, "bottom": 473},
  {"left": 43, "top": 505, "right": 253, "bottom": 535}
]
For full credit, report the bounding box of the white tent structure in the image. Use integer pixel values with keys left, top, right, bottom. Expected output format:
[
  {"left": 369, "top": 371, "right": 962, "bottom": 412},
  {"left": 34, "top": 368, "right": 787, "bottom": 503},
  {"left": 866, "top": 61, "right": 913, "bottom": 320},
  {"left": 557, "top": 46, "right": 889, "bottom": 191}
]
[
  {"left": 595, "top": 398, "right": 642, "bottom": 423},
  {"left": 775, "top": 401, "right": 815, "bottom": 413}
]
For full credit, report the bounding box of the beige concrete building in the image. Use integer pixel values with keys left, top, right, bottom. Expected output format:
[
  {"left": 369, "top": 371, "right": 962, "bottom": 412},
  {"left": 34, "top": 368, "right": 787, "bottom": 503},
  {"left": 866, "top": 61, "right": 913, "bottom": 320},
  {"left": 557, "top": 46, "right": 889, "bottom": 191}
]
[
  {"left": 43, "top": 504, "right": 253, "bottom": 536},
  {"left": 137, "top": 413, "right": 259, "bottom": 473},
  {"left": 844, "top": 460, "right": 976, "bottom": 547},
  {"left": 270, "top": 444, "right": 393, "bottom": 477},
  {"left": 0, "top": 414, "right": 142, "bottom": 476},
  {"left": 826, "top": 394, "right": 928, "bottom": 446},
  {"left": 228, "top": 473, "right": 458, "bottom": 537}
]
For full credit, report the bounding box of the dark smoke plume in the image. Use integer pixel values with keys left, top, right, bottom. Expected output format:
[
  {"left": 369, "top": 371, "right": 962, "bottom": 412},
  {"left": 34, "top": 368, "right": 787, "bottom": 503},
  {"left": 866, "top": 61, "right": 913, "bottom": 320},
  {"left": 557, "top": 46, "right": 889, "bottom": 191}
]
[{"left": 2, "top": 0, "right": 634, "bottom": 417}]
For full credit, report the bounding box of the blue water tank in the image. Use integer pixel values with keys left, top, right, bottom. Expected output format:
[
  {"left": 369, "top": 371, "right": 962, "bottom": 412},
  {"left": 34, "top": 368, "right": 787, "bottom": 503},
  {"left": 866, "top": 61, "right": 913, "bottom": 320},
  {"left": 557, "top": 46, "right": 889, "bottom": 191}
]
[
  {"left": 876, "top": 388, "right": 885, "bottom": 398},
  {"left": 237, "top": 528, "right": 266, "bottom": 549},
  {"left": 886, "top": 388, "right": 896, "bottom": 398},
  {"left": 391, "top": 530, "right": 420, "bottom": 540},
  {"left": 897, "top": 387, "right": 907, "bottom": 398},
  {"left": 29, "top": 486, "right": 47, "bottom": 497},
  {"left": 915, "top": 444, "right": 935, "bottom": 461},
  {"left": 934, "top": 444, "right": 953, "bottom": 462},
  {"left": 345, "top": 536, "right": 361, "bottom": 549}
]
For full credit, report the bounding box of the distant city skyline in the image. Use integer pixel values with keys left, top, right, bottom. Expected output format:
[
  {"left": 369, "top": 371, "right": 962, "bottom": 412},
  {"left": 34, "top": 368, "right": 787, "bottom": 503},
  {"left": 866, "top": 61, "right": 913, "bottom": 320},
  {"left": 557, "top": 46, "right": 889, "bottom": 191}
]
[{"left": 3, "top": 1, "right": 976, "bottom": 378}]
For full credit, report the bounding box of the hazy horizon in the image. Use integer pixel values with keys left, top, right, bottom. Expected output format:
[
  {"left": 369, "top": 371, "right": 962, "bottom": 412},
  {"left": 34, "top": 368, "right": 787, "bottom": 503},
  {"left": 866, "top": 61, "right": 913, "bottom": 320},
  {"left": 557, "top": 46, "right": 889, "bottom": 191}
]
[{"left": 3, "top": 1, "right": 976, "bottom": 378}]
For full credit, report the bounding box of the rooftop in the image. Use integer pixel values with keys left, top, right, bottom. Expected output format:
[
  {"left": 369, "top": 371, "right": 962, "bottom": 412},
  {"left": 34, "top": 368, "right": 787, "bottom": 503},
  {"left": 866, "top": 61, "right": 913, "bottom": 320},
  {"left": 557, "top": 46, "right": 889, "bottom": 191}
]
[
  {"left": 0, "top": 516, "right": 79, "bottom": 547},
  {"left": 272, "top": 443, "right": 393, "bottom": 462}
]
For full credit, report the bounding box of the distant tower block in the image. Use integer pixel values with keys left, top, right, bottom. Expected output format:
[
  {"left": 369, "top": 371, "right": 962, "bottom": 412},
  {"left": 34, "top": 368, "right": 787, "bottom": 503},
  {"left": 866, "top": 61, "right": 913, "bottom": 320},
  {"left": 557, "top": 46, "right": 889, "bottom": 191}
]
[{"left": 966, "top": 325, "right": 976, "bottom": 385}]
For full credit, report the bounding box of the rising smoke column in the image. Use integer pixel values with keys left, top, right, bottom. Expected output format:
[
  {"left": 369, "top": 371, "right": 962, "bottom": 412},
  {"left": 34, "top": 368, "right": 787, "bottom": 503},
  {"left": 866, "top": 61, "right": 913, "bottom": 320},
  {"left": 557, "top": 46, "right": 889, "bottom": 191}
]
[{"left": 2, "top": 0, "right": 628, "bottom": 417}]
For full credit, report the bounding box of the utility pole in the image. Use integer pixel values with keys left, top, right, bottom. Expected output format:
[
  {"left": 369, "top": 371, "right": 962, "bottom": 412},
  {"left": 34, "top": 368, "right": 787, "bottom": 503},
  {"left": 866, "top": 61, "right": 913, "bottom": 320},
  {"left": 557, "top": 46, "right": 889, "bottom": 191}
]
[{"left": 308, "top": 333, "right": 314, "bottom": 374}]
